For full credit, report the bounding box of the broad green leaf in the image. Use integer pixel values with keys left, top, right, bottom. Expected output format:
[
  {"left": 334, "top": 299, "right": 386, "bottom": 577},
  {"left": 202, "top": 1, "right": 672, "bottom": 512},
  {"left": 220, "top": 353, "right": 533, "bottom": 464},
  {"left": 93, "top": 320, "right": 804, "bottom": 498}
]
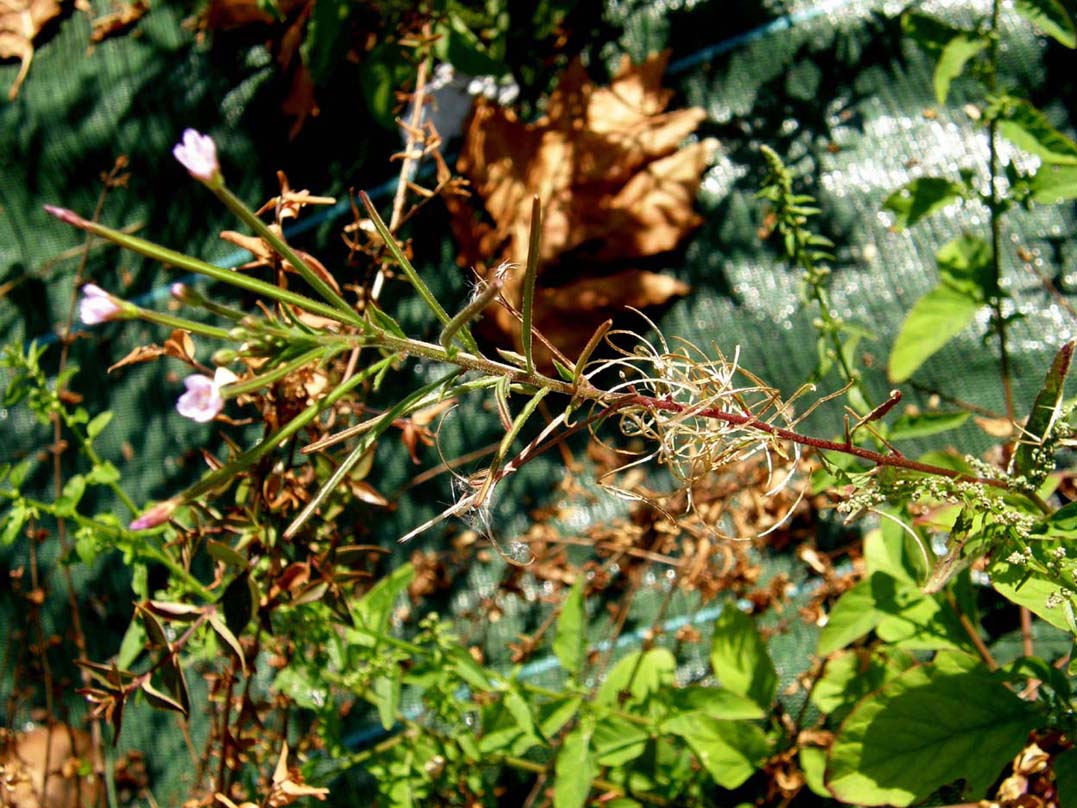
[
  {"left": 1033, "top": 501, "right": 1077, "bottom": 536},
  {"left": 553, "top": 577, "right": 586, "bottom": 677},
  {"left": 710, "top": 607, "right": 777, "bottom": 708},
  {"left": 596, "top": 649, "right": 676, "bottom": 710},
  {"left": 661, "top": 714, "right": 768, "bottom": 789},
  {"left": 882, "top": 177, "right": 964, "bottom": 230},
  {"left": 812, "top": 648, "right": 916, "bottom": 721},
  {"left": 818, "top": 578, "right": 882, "bottom": 656},
  {"left": 665, "top": 685, "right": 765, "bottom": 720},
  {"left": 1011, "top": 341, "right": 1074, "bottom": 483},
  {"left": 826, "top": 664, "right": 1040, "bottom": 805},
  {"left": 888, "top": 410, "right": 970, "bottom": 440},
  {"left": 554, "top": 721, "right": 596, "bottom": 808},
  {"left": 54, "top": 474, "right": 86, "bottom": 517},
  {"left": 872, "top": 573, "right": 967, "bottom": 650},
  {"left": 359, "top": 43, "right": 417, "bottom": 129},
  {"left": 989, "top": 552, "right": 1075, "bottom": 632},
  {"left": 592, "top": 715, "right": 649, "bottom": 766},
  {"left": 1031, "top": 164, "right": 1077, "bottom": 202},
  {"left": 1055, "top": 748, "right": 1077, "bottom": 805},
  {"left": 888, "top": 284, "right": 982, "bottom": 382},
  {"left": 997, "top": 99, "right": 1077, "bottom": 165},
  {"left": 901, "top": 12, "right": 960, "bottom": 55},
  {"left": 434, "top": 11, "right": 505, "bottom": 76},
  {"left": 935, "top": 235, "right": 993, "bottom": 299},
  {"left": 800, "top": 746, "right": 829, "bottom": 797},
  {"left": 1014, "top": 0, "right": 1076, "bottom": 47},
  {"left": 933, "top": 33, "right": 988, "bottom": 104}
]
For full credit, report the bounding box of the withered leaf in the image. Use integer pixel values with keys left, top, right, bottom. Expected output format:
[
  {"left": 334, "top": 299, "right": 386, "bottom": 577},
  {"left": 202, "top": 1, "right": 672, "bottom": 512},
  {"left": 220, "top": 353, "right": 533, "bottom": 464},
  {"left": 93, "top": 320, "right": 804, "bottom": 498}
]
[
  {"left": 0, "top": 0, "right": 64, "bottom": 100},
  {"left": 448, "top": 51, "right": 714, "bottom": 365},
  {"left": 89, "top": 0, "right": 148, "bottom": 44},
  {"left": 108, "top": 343, "right": 167, "bottom": 373}
]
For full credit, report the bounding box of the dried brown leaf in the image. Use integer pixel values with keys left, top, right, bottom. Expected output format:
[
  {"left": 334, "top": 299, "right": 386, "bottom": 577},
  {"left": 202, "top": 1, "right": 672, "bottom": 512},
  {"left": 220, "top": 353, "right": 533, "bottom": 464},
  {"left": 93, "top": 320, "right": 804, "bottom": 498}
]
[{"left": 0, "top": 0, "right": 63, "bottom": 99}]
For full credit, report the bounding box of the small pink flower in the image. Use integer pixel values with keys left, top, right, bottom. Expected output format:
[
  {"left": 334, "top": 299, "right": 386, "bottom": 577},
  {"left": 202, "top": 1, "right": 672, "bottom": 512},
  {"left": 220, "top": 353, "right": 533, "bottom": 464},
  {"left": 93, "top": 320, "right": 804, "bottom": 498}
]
[
  {"left": 79, "top": 284, "right": 123, "bottom": 325},
  {"left": 176, "top": 367, "right": 238, "bottom": 423},
  {"left": 172, "top": 129, "right": 220, "bottom": 183},
  {"left": 129, "top": 499, "right": 178, "bottom": 531}
]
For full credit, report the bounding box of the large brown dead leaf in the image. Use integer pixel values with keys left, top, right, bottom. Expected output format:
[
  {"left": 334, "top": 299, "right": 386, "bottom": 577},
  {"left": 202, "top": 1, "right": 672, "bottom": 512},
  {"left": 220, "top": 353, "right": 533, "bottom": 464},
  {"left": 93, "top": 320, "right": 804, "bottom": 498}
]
[
  {"left": 448, "top": 52, "right": 715, "bottom": 365},
  {"left": 0, "top": 0, "right": 64, "bottom": 99}
]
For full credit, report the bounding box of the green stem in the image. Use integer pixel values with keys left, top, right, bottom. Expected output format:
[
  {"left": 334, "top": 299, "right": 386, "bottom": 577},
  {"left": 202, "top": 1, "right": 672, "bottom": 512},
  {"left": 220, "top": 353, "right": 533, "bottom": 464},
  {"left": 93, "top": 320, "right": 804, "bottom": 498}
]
[
  {"left": 986, "top": 0, "right": 1016, "bottom": 421},
  {"left": 213, "top": 184, "right": 359, "bottom": 319},
  {"left": 48, "top": 210, "right": 367, "bottom": 328},
  {"left": 132, "top": 307, "right": 233, "bottom": 340},
  {"left": 223, "top": 346, "right": 341, "bottom": 397}
]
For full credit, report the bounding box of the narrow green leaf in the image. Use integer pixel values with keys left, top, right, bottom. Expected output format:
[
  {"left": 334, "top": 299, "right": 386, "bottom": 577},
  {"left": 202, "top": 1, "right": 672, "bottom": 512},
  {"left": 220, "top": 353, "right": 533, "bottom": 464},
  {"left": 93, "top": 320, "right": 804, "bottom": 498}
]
[
  {"left": 350, "top": 562, "right": 416, "bottom": 637},
  {"left": 538, "top": 695, "right": 583, "bottom": 739},
  {"left": 554, "top": 722, "right": 596, "bottom": 808},
  {"left": 888, "top": 284, "right": 982, "bottom": 382},
  {"left": 710, "top": 607, "right": 778, "bottom": 708},
  {"left": 1014, "top": 0, "right": 1076, "bottom": 47},
  {"left": 826, "top": 664, "right": 1040, "bottom": 806},
  {"left": 141, "top": 679, "right": 188, "bottom": 716},
  {"left": 1011, "top": 341, "right": 1074, "bottom": 482},
  {"left": 882, "top": 177, "right": 964, "bottom": 230},
  {"left": 86, "top": 410, "right": 113, "bottom": 440},
  {"left": 372, "top": 670, "right": 401, "bottom": 730},
  {"left": 522, "top": 195, "right": 542, "bottom": 375},
  {"left": 553, "top": 577, "right": 586, "bottom": 676},
  {"left": 933, "top": 33, "right": 988, "bottom": 104},
  {"left": 997, "top": 99, "right": 1077, "bottom": 165},
  {"left": 1, "top": 501, "right": 29, "bottom": 546},
  {"left": 205, "top": 539, "right": 248, "bottom": 568},
  {"left": 208, "top": 612, "right": 247, "bottom": 675}
]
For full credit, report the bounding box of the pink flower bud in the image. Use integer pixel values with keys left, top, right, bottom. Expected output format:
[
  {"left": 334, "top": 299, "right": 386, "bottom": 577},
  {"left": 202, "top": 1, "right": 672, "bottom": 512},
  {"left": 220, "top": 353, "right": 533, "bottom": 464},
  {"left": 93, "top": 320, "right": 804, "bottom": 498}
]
[
  {"left": 79, "top": 284, "right": 124, "bottom": 325},
  {"left": 172, "top": 129, "right": 220, "bottom": 183},
  {"left": 129, "top": 499, "right": 178, "bottom": 530},
  {"left": 176, "top": 367, "right": 238, "bottom": 423}
]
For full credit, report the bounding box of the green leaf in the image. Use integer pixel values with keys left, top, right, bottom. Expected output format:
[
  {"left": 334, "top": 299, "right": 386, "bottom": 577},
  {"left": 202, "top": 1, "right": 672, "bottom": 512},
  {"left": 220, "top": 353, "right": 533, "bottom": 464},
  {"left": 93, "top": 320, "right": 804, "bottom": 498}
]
[
  {"left": 592, "top": 715, "right": 649, "bottom": 766},
  {"left": 1014, "top": 0, "right": 1076, "bottom": 47},
  {"left": 888, "top": 284, "right": 982, "bottom": 382},
  {"left": 208, "top": 612, "right": 247, "bottom": 675},
  {"left": 872, "top": 573, "right": 967, "bottom": 650},
  {"left": 360, "top": 43, "right": 415, "bottom": 129},
  {"left": 538, "top": 695, "right": 583, "bottom": 740},
  {"left": 554, "top": 721, "right": 596, "bottom": 808},
  {"left": 989, "top": 551, "right": 1075, "bottom": 632},
  {"left": 933, "top": 33, "right": 988, "bottom": 104},
  {"left": 1055, "top": 748, "right": 1077, "bottom": 805},
  {"left": 141, "top": 678, "right": 187, "bottom": 716},
  {"left": 54, "top": 474, "right": 86, "bottom": 517},
  {"left": 205, "top": 539, "right": 248, "bottom": 568},
  {"left": 1, "top": 500, "right": 29, "bottom": 546},
  {"left": 710, "top": 607, "right": 778, "bottom": 708},
  {"left": 800, "top": 746, "right": 829, "bottom": 797},
  {"left": 434, "top": 11, "right": 505, "bottom": 75},
  {"left": 1033, "top": 501, "right": 1077, "bottom": 536},
  {"left": 1031, "top": 163, "right": 1077, "bottom": 202},
  {"left": 301, "top": 0, "right": 351, "bottom": 82},
  {"left": 997, "top": 99, "right": 1077, "bottom": 165},
  {"left": 553, "top": 577, "right": 586, "bottom": 677},
  {"left": 115, "top": 620, "right": 146, "bottom": 671},
  {"left": 826, "top": 663, "right": 1041, "bottom": 805},
  {"left": 935, "top": 235, "right": 993, "bottom": 299},
  {"left": 665, "top": 685, "right": 766, "bottom": 720},
  {"left": 372, "top": 670, "right": 401, "bottom": 731},
  {"left": 596, "top": 649, "right": 676, "bottom": 711},
  {"left": 85, "top": 461, "right": 120, "bottom": 486},
  {"left": 661, "top": 714, "right": 768, "bottom": 789},
  {"left": 888, "top": 411, "right": 971, "bottom": 440},
  {"left": 349, "top": 563, "right": 415, "bottom": 639},
  {"left": 901, "top": 12, "right": 960, "bottom": 55},
  {"left": 818, "top": 578, "right": 882, "bottom": 656},
  {"left": 1011, "top": 341, "right": 1074, "bottom": 483},
  {"left": 882, "top": 177, "right": 964, "bottom": 230},
  {"left": 811, "top": 649, "right": 915, "bottom": 719},
  {"left": 86, "top": 410, "right": 113, "bottom": 440}
]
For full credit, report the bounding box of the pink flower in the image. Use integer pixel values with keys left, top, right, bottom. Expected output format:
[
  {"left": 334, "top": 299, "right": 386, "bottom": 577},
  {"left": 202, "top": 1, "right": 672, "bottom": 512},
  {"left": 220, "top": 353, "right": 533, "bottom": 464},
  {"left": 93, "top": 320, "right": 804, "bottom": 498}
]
[
  {"left": 172, "top": 129, "right": 220, "bottom": 183},
  {"left": 79, "top": 284, "right": 123, "bottom": 325},
  {"left": 129, "top": 499, "right": 178, "bottom": 530},
  {"left": 176, "top": 367, "right": 238, "bottom": 423}
]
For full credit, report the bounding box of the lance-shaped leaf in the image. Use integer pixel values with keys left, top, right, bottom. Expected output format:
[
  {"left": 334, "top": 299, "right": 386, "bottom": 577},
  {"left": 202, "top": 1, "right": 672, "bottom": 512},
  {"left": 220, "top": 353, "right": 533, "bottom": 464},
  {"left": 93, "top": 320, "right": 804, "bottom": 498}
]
[
  {"left": 553, "top": 577, "right": 586, "bottom": 676},
  {"left": 1011, "top": 341, "right": 1075, "bottom": 485},
  {"left": 1014, "top": 0, "right": 1076, "bottom": 47}
]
